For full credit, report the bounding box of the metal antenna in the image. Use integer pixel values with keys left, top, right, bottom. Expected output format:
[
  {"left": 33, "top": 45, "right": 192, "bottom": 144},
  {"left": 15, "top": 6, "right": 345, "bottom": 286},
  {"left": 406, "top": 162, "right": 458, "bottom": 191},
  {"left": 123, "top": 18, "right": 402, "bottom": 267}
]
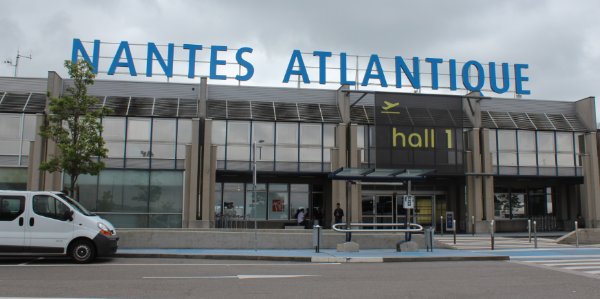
[{"left": 3, "top": 50, "right": 32, "bottom": 77}]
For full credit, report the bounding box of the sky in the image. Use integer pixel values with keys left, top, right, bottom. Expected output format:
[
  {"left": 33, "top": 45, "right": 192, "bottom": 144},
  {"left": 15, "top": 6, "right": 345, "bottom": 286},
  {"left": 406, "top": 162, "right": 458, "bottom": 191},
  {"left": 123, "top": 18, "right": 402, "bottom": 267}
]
[{"left": 1, "top": 0, "right": 600, "bottom": 121}]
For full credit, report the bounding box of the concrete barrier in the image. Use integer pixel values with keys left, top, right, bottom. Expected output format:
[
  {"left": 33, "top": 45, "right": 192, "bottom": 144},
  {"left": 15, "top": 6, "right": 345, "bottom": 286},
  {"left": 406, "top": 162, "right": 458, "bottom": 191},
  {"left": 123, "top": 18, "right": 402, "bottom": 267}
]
[
  {"left": 556, "top": 228, "right": 600, "bottom": 245},
  {"left": 116, "top": 229, "right": 450, "bottom": 250}
]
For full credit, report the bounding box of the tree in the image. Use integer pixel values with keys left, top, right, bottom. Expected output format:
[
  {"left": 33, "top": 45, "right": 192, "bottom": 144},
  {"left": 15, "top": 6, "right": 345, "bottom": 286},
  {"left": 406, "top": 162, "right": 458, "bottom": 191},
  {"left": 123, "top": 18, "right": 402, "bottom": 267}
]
[{"left": 40, "top": 60, "right": 108, "bottom": 198}]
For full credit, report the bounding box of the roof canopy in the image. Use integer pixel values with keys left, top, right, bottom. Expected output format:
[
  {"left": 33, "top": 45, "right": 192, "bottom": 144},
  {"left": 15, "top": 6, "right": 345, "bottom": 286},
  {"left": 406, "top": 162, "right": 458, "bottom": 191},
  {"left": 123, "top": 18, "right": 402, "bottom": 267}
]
[{"left": 329, "top": 167, "right": 434, "bottom": 182}]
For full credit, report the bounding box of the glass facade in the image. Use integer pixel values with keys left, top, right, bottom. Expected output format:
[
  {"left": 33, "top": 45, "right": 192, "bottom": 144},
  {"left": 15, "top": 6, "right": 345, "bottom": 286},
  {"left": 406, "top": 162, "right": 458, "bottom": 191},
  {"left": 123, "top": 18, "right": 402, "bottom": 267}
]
[
  {"left": 212, "top": 120, "right": 335, "bottom": 172},
  {"left": 215, "top": 182, "right": 309, "bottom": 222},
  {"left": 60, "top": 116, "right": 190, "bottom": 228},
  {"left": 65, "top": 170, "right": 183, "bottom": 228},
  {"left": 489, "top": 129, "right": 582, "bottom": 176},
  {"left": 495, "top": 187, "right": 553, "bottom": 219}
]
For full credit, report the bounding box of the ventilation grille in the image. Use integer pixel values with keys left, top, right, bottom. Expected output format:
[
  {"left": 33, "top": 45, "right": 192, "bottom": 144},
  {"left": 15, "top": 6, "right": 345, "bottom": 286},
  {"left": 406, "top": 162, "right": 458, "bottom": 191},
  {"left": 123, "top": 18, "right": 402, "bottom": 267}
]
[
  {"left": 0, "top": 92, "right": 46, "bottom": 113},
  {"left": 350, "top": 105, "right": 467, "bottom": 127},
  {"left": 482, "top": 111, "right": 588, "bottom": 132},
  {"left": 481, "top": 111, "right": 587, "bottom": 131},
  {"left": 206, "top": 100, "right": 341, "bottom": 123},
  {"left": 96, "top": 96, "right": 198, "bottom": 118}
]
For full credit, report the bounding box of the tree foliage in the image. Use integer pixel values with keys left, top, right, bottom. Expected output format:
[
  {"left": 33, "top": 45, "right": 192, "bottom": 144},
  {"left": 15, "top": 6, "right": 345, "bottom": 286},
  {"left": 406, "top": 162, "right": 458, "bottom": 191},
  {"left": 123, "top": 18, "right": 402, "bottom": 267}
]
[{"left": 40, "top": 60, "right": 108, "bottom": 197}]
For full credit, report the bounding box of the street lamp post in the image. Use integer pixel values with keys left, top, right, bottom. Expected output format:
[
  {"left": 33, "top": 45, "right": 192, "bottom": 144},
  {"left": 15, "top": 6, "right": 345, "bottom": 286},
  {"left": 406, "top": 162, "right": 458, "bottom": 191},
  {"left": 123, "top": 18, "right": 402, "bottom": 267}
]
[{"left": 252, "top": 140, "right": 264, "bottom": 251}]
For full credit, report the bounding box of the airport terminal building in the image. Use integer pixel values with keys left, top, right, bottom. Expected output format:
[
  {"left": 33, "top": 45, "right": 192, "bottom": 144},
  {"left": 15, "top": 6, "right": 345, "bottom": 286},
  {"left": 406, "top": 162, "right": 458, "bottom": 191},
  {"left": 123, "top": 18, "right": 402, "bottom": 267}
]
[{"left": 1, "top": 73, "right": 599, "bottom": 233}]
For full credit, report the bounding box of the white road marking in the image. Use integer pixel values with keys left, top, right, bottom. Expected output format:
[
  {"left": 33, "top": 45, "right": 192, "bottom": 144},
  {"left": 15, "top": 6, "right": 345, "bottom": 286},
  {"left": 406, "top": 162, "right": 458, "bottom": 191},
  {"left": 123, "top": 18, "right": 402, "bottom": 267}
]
[
  {"left": 510, "top": 255, "right": 600, "bottom": 259},
  {"left": 0, "top": 262, "right": 340, "bottom": 267},
  {"left": 143, "top": 274, "right": 320, "bottom": 280},
  {"left": 519, "top": 258, "right": 600, "bottom": 263}
]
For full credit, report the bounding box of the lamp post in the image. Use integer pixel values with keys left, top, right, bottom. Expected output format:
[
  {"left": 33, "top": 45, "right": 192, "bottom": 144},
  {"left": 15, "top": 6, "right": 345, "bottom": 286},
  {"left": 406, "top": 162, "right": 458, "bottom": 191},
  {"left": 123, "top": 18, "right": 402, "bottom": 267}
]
[{"left": 252, "top": 140, "right": 264, "bottom": 251}]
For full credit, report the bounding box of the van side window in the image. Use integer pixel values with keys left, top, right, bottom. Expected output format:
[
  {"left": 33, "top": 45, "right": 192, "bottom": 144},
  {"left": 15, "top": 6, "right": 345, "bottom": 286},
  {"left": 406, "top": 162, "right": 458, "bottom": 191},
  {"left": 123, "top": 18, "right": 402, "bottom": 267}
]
[
  {"left": 33, "top": 195, "right": 70, "bottom": 221},
  {"left": 0, "top": 196, "right": 25, "bottom": 221}
]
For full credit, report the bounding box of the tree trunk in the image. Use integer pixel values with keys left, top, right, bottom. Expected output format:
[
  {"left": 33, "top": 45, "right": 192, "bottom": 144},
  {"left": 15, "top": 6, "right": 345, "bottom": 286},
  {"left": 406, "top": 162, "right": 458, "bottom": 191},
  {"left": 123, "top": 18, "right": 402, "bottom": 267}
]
[{"left": 70, "top": 174, "right": 78, "bottom": 201}]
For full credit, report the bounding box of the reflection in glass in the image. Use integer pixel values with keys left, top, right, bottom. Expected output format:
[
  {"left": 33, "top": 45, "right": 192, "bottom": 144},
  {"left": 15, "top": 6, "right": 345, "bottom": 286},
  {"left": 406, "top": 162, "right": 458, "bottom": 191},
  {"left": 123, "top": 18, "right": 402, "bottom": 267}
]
[
  {"left": 245, "top": 183, "right": 267, "bottom": 220},
  {"left": 223, "top": 183, "right": 245, "bottom": 218},
  {"left": 253, "top": 122, "right": 274, "bottom": 144}
]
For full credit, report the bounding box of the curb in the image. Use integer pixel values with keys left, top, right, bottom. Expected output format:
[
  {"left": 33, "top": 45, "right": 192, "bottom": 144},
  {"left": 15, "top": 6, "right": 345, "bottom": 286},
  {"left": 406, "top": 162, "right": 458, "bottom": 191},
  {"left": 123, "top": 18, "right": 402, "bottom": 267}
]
[{"left": 115, "top": 253, "right": 509, "bottom": 263}]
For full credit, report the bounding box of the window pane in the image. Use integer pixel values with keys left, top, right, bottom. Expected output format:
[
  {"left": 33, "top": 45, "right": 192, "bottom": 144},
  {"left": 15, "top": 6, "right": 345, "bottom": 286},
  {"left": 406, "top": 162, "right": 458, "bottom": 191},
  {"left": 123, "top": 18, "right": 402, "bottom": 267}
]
[
  {"left": 127, "top": 119, "right": 150, "bottom": 141},
  {"left": 277, "top": 123, "right": 298, "bottom": 145},
  {"left": 253, "top": 122, "right": 274, "bottom": 145},
  {"left": 300, "top": 124, "right": 321, "bottom": 146},
  {"left": 499, "top": 152, "right": 517, "bottom": 166},
  {"left": 557, "top": 153, "right": 574, "bottom": 167},
  {"left": 149, "top": 171, "right": 183, "bottom": 213},
  {"left": 106, "top": 141, "right": 125, "bottom": 158},
  {"left": 211, "top": 121, "right": 226, "bottom": 145},
  {"left": 102, "top": 117, "right": 125, "bottom": 141},
  {"left": 228, "top": 121, "right": 250, "bottom": 144},
  {"left": 23, "top": 115, "right": 37, "bottom": 140},
  {"left": 556, "top": 132, "right": 573, "bottom": 152},
  {"left": 538, "top": 153, "right": 556, "bottom": 166},
  {"left": 488, "top": 129, "right": 497, "bottom": 152},
  {"left": 152, "top": 119, "right": 176, "bottom": 142},
  {"left": 324, "top": 124, "right": 336, "bottom": 147},
  {"left": 227, "top": 145, "right": 250, "bottom": 161},
  {"left": 300, "top": 148, "right": 321, "bottom": 162},
  {"left": 0, "top": 115, "right": 20, "bottom": 139},
  {"left": 276, "top": 146, "right": 298, "bottom": 162},
  {"left": 537, "top": 132, "right": 555, "bottom": 152},
  {"left": 518, "top": 153, "right": 537, "bottom": 166},
  {"left": 357, "top": 125, "right": 365, "bottom": 149},
  {"left": 518, "top": 131, "right": 535, "bottom": 151},
  {"left": 177, "top": 119, "right": 193, "bottom": 144},
  {"left": 97, "top": 170, "right": 149, "bottom": 213},
  {"left": 245, "top": 183, "right": 267, "bottom": 220},
  {"left": 268, "top": 184, "right": 288, "bottom": 220},
  {"left": 497, "top": 130, "right": 516, "bottom": 151},
  {"left": 223, "top": 183, "right": 244, "bottom": 218}
]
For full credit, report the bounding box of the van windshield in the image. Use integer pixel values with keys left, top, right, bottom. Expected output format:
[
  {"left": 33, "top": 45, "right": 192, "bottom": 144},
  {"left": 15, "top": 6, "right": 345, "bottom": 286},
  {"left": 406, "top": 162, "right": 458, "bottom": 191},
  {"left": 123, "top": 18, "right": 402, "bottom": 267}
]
[{"left": 56, "top": 193, "right": 95, "bottom": 217}]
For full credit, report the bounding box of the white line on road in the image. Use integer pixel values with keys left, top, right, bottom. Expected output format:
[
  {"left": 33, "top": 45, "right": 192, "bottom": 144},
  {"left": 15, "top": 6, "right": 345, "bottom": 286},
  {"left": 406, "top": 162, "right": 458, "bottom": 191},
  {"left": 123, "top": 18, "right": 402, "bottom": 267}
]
[
  {"left": 542, "top": 262, "right": 600, "bottom": 266},
  {"left": 520, "top": 259, "right": 600, "bottom": 263},
  {"left": 510, "top": 255, "right": 600, "bottom": 259},
  {"left": 0, "top": 262, "right": 340, "bottom": 267},
  {"left": 143, "top": 274, "right": 321, "bottom": 280}
]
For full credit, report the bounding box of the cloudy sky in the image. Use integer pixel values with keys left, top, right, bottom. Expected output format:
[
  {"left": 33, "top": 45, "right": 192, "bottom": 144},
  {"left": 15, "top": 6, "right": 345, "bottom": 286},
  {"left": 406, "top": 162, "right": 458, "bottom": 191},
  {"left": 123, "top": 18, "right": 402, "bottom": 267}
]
[{"left": 1, "top": 0, "right": 599, "bottom": 118}]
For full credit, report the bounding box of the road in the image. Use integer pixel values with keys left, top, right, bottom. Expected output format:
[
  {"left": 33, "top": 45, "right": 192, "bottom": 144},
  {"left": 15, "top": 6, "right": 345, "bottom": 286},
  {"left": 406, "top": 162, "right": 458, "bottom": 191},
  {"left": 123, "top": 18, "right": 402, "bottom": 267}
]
[{"left": 0, "top": 257, "right": 598, "bottom": 298}]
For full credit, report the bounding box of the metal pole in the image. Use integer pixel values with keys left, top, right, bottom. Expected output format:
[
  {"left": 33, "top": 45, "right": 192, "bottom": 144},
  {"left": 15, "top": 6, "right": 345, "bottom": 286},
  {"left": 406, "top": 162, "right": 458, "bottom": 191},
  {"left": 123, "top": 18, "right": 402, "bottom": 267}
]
[
  {"left": 490, "top": 220, "right": 495, "bottom": 250},
  {"left": 533, "top": 220, "right": 538, "bottom": 249},
  {"left": 528, "top": 219, "right": 531, "bottom": 243},
  {"left": 440, "top": 216, "right": 444, "bottom": 236},
  {"left": 575, "top": 221, "right": 579, "bottom": 248},
  {"left": 253, "top": 141, "right": 257, "bottom": 251},
  {"left": 453, "top": 219, "right": 456, "bottom": 244},
  {"left": 471, "top": 215, "right": 475, "bottom": 236}
]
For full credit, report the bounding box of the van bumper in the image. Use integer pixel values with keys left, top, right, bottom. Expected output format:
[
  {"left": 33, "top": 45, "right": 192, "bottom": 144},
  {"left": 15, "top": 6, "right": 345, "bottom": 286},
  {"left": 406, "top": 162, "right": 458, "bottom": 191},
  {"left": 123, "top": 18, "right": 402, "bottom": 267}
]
[{"left": 92, "top": 234, "right": 119, "bottom": 257}]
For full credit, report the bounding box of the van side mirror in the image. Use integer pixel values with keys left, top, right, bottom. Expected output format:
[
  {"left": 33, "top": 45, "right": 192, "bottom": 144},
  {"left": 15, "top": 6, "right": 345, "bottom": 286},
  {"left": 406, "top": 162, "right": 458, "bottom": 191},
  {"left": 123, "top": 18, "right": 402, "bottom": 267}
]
[{"left": 64, "top": 210, "right": 74, "bottom": 221}]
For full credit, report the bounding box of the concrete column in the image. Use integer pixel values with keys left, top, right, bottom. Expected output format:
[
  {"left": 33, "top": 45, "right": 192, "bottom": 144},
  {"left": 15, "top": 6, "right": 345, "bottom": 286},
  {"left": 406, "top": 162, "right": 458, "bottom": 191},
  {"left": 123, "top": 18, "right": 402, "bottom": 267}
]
[
  {"left": 182, "top": 145, "right": 192, "bottom": 228},
  {"left": 467, "top": 128, "right": 486, "bottom": 232},
  {"left": 199, "top": 119, "right": 214, "bottom": 228},
  {"left": 336, "top": 86, "right": 350, "bottom": 123},
  {"left": 41, "top": 71, "right": 63, "bottom": 191},
  {"left": 581, "top": 133, "right": 600, "bottom": 228},
  {"left": 330, "top": 123, "right": 348, "bottom": 225},
  {"left": 348, "top": 124, "right": 360, "bottom": 221},
  {"left": 186, "top": 118, "right": 201, "bottom": 228},
  {"left": 480, "top": 128, "right": 494, "bottom": 221},
  {"left": 27, "top": 114, "right": 46, "bottom": 190}
]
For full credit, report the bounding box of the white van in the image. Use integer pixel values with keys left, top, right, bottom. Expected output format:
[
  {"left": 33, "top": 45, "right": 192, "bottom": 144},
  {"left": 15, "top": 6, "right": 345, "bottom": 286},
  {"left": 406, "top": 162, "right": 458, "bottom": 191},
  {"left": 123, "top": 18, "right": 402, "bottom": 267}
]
[{"left": 0, "top": 190, "right": 118, "bottom": 263}]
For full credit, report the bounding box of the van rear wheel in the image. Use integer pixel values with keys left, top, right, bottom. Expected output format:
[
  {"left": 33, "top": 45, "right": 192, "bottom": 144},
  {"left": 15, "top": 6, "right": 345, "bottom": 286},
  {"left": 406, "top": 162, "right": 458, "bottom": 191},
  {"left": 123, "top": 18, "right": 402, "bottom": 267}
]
[{"left": 70, "top": 239, "right": 96, "bottom": 263}]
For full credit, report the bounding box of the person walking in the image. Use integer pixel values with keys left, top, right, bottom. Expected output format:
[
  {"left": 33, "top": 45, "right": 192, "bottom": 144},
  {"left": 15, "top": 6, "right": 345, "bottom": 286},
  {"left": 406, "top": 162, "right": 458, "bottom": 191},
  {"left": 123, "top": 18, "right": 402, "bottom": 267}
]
[{"left": 334, "top": 203, "right": 344, "bottom": 224}]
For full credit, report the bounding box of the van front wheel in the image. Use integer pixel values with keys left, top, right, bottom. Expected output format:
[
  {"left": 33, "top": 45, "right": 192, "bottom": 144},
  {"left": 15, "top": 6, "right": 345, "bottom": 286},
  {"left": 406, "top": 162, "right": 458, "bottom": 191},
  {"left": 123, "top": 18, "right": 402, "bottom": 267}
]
[{"left": 70, "top": 239, "right": 96, "bottom": 263}]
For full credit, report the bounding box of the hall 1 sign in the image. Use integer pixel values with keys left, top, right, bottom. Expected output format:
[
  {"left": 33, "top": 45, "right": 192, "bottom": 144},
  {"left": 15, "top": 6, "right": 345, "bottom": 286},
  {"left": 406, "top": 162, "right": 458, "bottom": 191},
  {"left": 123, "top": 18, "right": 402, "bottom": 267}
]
[{"left": 374, "top": 93, "right": 464, "bottom": 175}]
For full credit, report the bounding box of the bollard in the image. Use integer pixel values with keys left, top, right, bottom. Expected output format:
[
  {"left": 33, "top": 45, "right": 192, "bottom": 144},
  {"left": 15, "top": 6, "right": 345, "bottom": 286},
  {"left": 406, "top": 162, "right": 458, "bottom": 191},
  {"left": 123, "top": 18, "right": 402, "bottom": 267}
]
[
  {"left": 490, "top": 220, "right": 495, "bottom": 250},
  {"left": 312, "top": 225, "right": 322, "bottom": 253},
  {"left": 528, "top": 219, "right": 531, "bottom": 243},
  {"left": 575, "top": 221, "right": 579, "bottom": 248},
  {"left": 453, "top": 219, "right": 456, "bottom": 244},
  {"left": 533, "top": 220, "right": 538, "bottom": 249},
  {"left": 440, "top": 216, "right": 444, "bottom": 236},
  {"left": 471, "top": 216, "right": 475, "bottom": 236}
]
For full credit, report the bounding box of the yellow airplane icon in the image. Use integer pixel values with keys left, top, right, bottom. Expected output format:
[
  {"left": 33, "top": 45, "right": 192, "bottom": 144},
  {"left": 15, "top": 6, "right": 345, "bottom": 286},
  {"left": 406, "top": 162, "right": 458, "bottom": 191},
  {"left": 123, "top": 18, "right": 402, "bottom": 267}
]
[{"left": 381, "top": 101, "right": 400, "bottom": 114}]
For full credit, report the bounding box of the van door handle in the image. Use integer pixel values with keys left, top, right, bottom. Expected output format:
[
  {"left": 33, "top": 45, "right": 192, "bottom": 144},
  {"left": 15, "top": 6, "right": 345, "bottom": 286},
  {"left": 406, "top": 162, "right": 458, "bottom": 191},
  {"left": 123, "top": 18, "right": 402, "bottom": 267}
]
[
  {"left": 19, "top": 217, "right": 23, "bottom": 226},
  {"left": 29, "top": 217, "right": 34, "bottom": 226}
]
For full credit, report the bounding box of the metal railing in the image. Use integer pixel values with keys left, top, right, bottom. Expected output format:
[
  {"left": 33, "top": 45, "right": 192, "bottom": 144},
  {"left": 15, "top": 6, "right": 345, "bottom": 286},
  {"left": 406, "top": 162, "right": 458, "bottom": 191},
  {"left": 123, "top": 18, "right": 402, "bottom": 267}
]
[{"left": 332, "top": 222, "right": 424, "bottom": 233}]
